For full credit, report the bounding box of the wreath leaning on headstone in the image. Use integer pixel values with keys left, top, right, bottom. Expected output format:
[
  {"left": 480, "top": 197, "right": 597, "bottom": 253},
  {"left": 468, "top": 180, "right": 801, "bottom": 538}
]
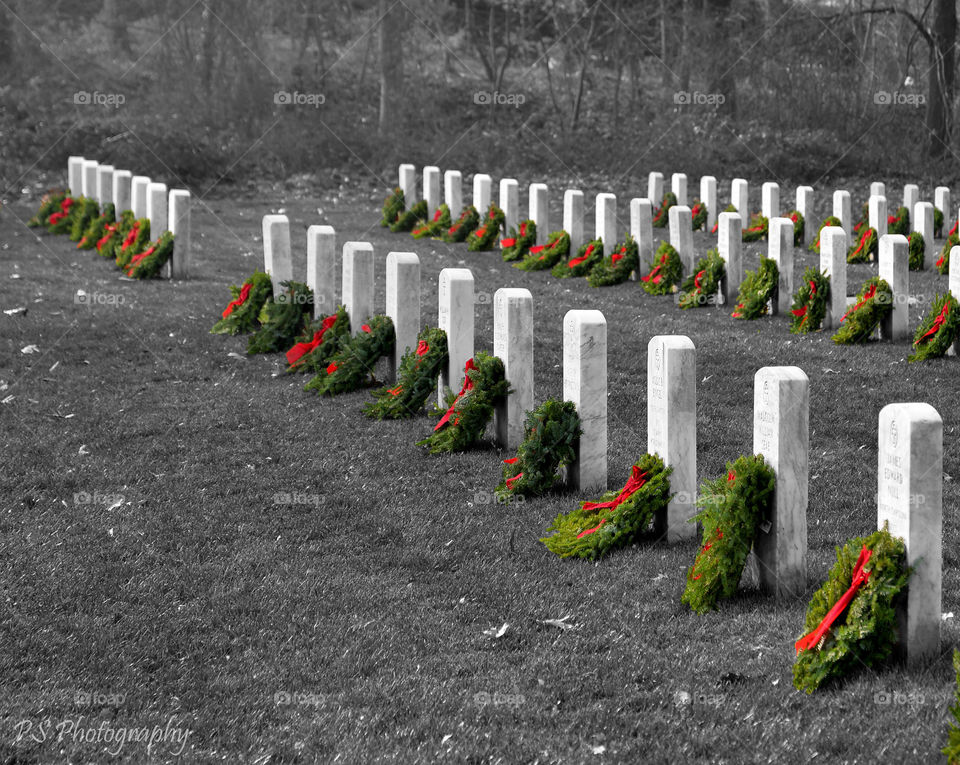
[
  {"left": 496, "top": 398, "right": 581, "bottom": 499},
  {"left": 831, "top": 277, "right": 893, "bottom": 345},
  {"left": 587, "top": 236, "right": 640, "bottom": 287},
  {"left": 466, "top": 204, "right": 506, "bottom": 251},
  {"left": 47, "top": 195, "right": 79, "bottom": 235},
  {"left": 792, "top": 525, "right": 910, "bottom": 694},
  {"left": 742, "top": 212, "right": 769, "bottom": 242},
  {"left": 808, "top": 216, "right": 842, "bottom": 254},
  {"left": 652, "top": 191, "right": 678, "bottom": 228},
  {"left": 731, "top": 256, "right": 779, "bottom": 320},
  {"left": 887, "top": 206, "right": 910, "bottom": 236},
  {"left": 552, "top": 238, "right": 603, "bottom": 279},
  {"left": 78, "top": 204, "right": 116, "bottom": 249},
  {"left": 943, "top": 650, "right": 960, "bottom": 762},
  {"left": 789, "top": 267, "right": 830, "bottom": 334},
  {"left": 788, "top": 209, "right": 805, "bottom": 247},
  {"left": 115, "top": 218, "right": 152, "bottom": 270},
  {"left": 678, "top": 248, "right": 725, "bottom": 309},
  {"left": 909, "top": 293, "right": 960, "bottom": 363},
  {"left": 69, "top": 198, "right": 101, "bottom": 242},
  {"left": 411, "top": 204, "right": 451, "bottom": 239},
  {"left": 284, "top": 305, "right": 351, "bottom": 373},
  {"left": 539, "top": 453, "right": 672, "bottom": 561},
  {"left": 28, "top": 189, "right": 69, "bottom": 228},
  {"left": 125, "top": 232, "right": 175, "bottom": 279},
  {"left": 211, "top": 270, "right": 274, "bottom": 335},
  {"left": 303, "top": 314, "right": 395, "bottom": 396},
  {"left": 907, "top": 231, "right": 925, "bottom": 271},
  {"left": 390, "top": 199, "right": 427, "bottom": 233},
  {"left": 380, "top": 187, "right": 405, "bottom": 227},
  {"left": 500, "top": 219, "right": 537, "bottom": 262},
  {"left": 514, "top": 230, "right": 571, "bottom": 271},
  {"left": 937, "top": 233, "right": 958, "bottom": 275},
  {"left": 847, "top": 227, "right": 878, "bottom": 263},
  {"left": 364, "top": 326, "right": 448, "bottom": 419},
  {"left": 710, "top": 203, "right": 737, "bottom": 234},
  {"left": 681, "top": 454, "right": 776, "bottom": 615},
  {"left": 444, "top": 205, "right": 480, "bottom": 243},
  {"left": 691, "top": 200, "right": 708, "bottom": 231},
  {"left": 640, "top": 241, "right": 683, "bottom": 295},
  {"left": 417, "top": 352, "right": 510, "bottom": 454},
  {"left": 247, "top": 281, "right": 314, "bottom": 355}
]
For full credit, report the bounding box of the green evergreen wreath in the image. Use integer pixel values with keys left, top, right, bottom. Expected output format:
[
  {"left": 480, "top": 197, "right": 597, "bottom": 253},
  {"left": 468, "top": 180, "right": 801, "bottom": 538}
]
[
  {"left": 211, "top": 270, "right": 275, "bottom": 335},
  {"left": 411, "top": 204, "right": 451, "bottom": 239},
  {"left": 651, "top": 191, "right": 677, "bottom": 229},
  {"left": 847, "top": 227, "right": 878, "bottom": 263},
  {"left": 496, "top": 398, "right": 581, "bottom": 499},
  {"left": 640, "top": 241, "right": 683, "bottom": 295},
  {"left": 935, "top": 206, "right": 945, "bottom": 238},
  {"left": 587, "top": 236, "right": 640, "bottom": 287},
  {"left": 742, "top": 212, "right": 769, "bottom": 242},
  {"left": 29, "top": 189, "right": 68, "bottom": 228},
  {"left": 304, "top": 315, "right": 395, "bottom": 396},
  {"left": 731, "top": 257, "right": 779, "bottom": 319},
  {"left": 552, "top": 238, "right": 603, "bottom": 279},
  {"left": 444, "top": 205, "right": 480, "bottom": 243},
  {"left": 681, "top": 454, "right": 776, "bottom": 615},
  {"left": 539, "top": 453, "right": 672, "bottom": 560},
  {"left": 691, "top": 200, "right": 708, "bottom": 231},
  {"left": 909, "top": 293, "right": 960, "bottom": 362},
  {"left": 907, "top": 231, "right": 925, "bottom": 271},
  {"left": 46, "top": 196, "right": 79, "bottom": 235},
  {"left": 937, "top": 233, "right": 958, "bottom": 275},
  {"left": 115, "top": 218, "right": 152, "bottom": 270},
  {"left": 678, "top": 248, "right": 725, "bottom": 309},
  {"left": 247, "top": 281, "right": 315, "bottom": 355},
  {"left": 514, "top": 230, "right": 571, "bottom": 271},
  {"left": 852, "top": 201, "right": 870, "bottom": 237},
  {"left": 832, "top": 277, "right": 893, "bottom": 345},
  {"left": 69, "top": 198, "right": 100, "bottom": 242},
  {"left": 710, "top": 203, "right": 737, "bottom": 234},
  {"left": 943, "top": 650, "right": 960, "bottom": 763},
  {"left": 390, "top": 199, "right": 427, "bottom": 233},
  {"left": 466, "top": 204, "right": 506, "bottom": 251},
  {"left": 789, "top": 267, "right": 830, "bottom": 334},
  {"left": 888, "top": 206, "right": 910, "bottom": 236},
  {"left": 77, "top": 204, "right": 116, "bottom": 249},
  {"left": 808, "top": 216, "right": 841, "bottom": 254},
  {"left": 364, "top": 326, "right": 448, "bottom": 419},
  {"left": 94, "top": 219, "right": 123, "bottom": 257},
  {"left": 788, "top": 209, "right": 804, "bottom": 247},
  {"left": 125, "top": 232, "right": 175, "bottom": 279},
  {"left": 417, "top": 352, "right": 509, "bottom": 454},
  {"left": 500, "top": 219, "right": 537, "bottom": 262},
  {"left": 792, "top": 526, "right": 910, "bottom": 694},
  {"left": 285, "top": 305, "right": 351, "bottom": 373},
  {"left": 380, "top": 187, "right": 405, "bottom": 227},
  {"left": 105, "top": 210, "right": 134, "bottom": 258}
]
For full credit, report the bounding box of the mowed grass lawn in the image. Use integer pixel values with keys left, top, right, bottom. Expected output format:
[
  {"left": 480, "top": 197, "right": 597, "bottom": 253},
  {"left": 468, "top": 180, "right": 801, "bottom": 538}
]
[{"left": 2, "top": 173, "right": 959, "bottom": 764}]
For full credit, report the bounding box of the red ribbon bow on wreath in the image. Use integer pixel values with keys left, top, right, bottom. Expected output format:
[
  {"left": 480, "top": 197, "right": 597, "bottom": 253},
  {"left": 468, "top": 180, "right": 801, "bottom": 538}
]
[
  {"left": 795, "top": 545, "right": 873, "bottom": 654},
  {"left": 568, "top": 243, "right": 595, "bottom": 268},
  {"left": 575, "top": 467, "right": 649, "bottom": 538},
  {"left": 839, "top": 283, "right": 877, "bottom": 324},
  {"left": 285, "top": 313, "right": 339, "bottom": 365},
  {"left": 222, "top": 282, "right": 252, "bottom": 319},
  {"left": 434, "top": 358, "right": 476, "bottom": 431},
  {"left": 916, "top": 302, "right": 951, "bottom": 345}
]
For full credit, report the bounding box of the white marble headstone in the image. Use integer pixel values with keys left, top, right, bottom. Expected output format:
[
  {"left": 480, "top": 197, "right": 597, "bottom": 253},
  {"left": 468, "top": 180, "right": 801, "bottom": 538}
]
[
  {"left": 877, "top": 402, "right": 942, "bottom": 667},
  {"left": 671, "top": 173, "right": 688, "bottom": 206},
  {"left": 820, "top": 226, "right": 847, "bottom": 330},
  {"left": 935, "top": 187, "right": 951, "bottom": 227},
  {"left": 717, "top": 212, "right": 742, "bottom": 306},
  {"left": 167, "top": 189, "right": 191, "bottom": 279},
  {"left": 752, "top": 366, "right": 808, "bottom": 598},
  {"left": 951, "top": 246, "right": 960, "bottom": 356},
  {"left": 731, "top": 178, "right": 749, "bottom": 225},
  {"left": 529, "top": 183, "right": 549, "bottom": 244},
  {"left": 263, "top": 215, "right": 293, "bottom": 294},
  {"left": 668, "top": 205, "right": 694, "bottom": 273},
  {"left": 96, "top": 165, "right": 114, "bottom": 208},
  {"left": 768, "top": 217, "right": 794, "bottom": 315},
  {"left": 493, "top": 288, "right": 534, "bottom": 451},
  {"left": 342, "top": 241, "right": 375, "bottom": 336},
  {"left": 385, "top": 251, "right": 420, "bottom": 380},
  {"left": 870, "top": 181, "right": 885, "bottom": 198},
  {"left": 913, "top": 201, "right": 934, "bottom": 270},
  {"left": 648, "top": 171, "right": 664, "bottom": 206},
  {"left": 131, "top": 176, "right": 151, "bottom": 219},
  {"left": 869, "top": 195, "right": 888, "bottom": 237},
  {"left": 444, "top": 170, "right": 462, "bottom": 215},
  {"left": 647, "top": 335, "right": 696, "bottom": 542},
  {"left": 832, "top": 189, "right": 852, "bottom": 234},
  {"left": 81, "top": 160, "right": 99, "bottom": 199},
  {"left": 595, "top": 192, "right": 617, "bottom": 250},
  {"left": 111, "top": 170, "right": 132, "bottom": 214},
  {"left": 563, "top": 309, "right": 607, "bottom": 493},
  {"left": 68, "top": 156, "right": 85, "bottom": 195},
  {"left": 399, "top": 163, "right": 417, "bottom": 205},
  {"left": 437, "top": 268, "right": 475, "bottom": 405},
  {"left": 423, "top": 166, "right": 441, "bottom": 216},
  {"left": 630, "top": 198, "right": 653, "bottom": 281},
  {"left": 564, "top": 189, "right": 584, "bottom": 255},
  {"left": 878, "top": 234, "right": 909, "bottom": 341},
  {"left": 307, "top": 225, "right": 337, "bottom": 318},
  {"left": 473, "top": 173, "right": 491, "bottom": 213},
  {"left": 146, "top": 182, "right": 168, "bottom": 239},
  {"left": 700, "top": 175, "right": 717, "bottom": 231},
  {"left": 903, "top": 183, "right": 919, "bottom": 217},
  {"left": 761, "top": 181, "right": 780, "bottom": 219},
  {"left": 499, "top": 178, "right": 519, "bottom": 234},
  {"left": 796, "top": 186, "right": 814, "bottom": 246}
]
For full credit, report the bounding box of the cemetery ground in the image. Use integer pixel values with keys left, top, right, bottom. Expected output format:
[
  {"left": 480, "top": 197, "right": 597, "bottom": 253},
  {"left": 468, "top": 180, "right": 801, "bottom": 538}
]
[{"left": 3, "top": 176, "right": 960, "bottom": 763}]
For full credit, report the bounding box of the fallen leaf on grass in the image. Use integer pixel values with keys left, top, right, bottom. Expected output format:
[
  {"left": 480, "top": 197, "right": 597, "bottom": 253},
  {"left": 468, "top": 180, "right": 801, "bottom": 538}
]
[
  {"left": 228, "top": 353, "right": 246, "bottom": 361},
  {"left": 483, "top": 623, "right": 510, "bottom": 639},
  {"left": 590, "top": 745, "right": 606, "bottom": 754},
  {"left": 78, "top": 445, "right": 90, "bottom": 455},
  {"left": 440, "top": 734, "right": 452, "bottom": 746},
  {"left": 1, "top": 395, "right": 14, "bottom": 404},
  {"left": 21, "top": 344, "right": 39, "bottom": 354},
  {"left": 49, "top": 361, "right": 59, "bottom": 372},
  {"left": 105, "top": 498, "right": 124, "bottom": 512},
  {"left": 4, "top": 307, "right": 26, "bottom": 315},
  {"left": 541, "top": 616, "right": 576, "bottom": 630},
  {"left": 943, "top": 613, "right": 955, "bottom": 621}
]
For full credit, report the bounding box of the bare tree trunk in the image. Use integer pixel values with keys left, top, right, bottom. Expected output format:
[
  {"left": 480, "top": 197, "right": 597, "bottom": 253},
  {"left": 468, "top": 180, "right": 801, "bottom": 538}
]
[
  {"left": 927, "top": 0, "right": 956, "bottom": 157},
  {"left": 378, "top": 0, "right": 405, "bottom": 137}
]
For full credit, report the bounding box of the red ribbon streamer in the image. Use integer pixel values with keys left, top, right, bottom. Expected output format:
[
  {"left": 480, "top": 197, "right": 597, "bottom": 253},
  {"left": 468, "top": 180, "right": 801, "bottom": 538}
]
[
  {"left": 121, "top": 223, "right": 141, "bottom": 251},
  {"left": 222, "top": 282, "right": 252, "bottom": 319},
  {"left": 500, "top": 238, "right": 516, "bottom": 248},
  {"left": 326, "top": 362, "right": 338, "bottom": 375},
  {"left": 433, "top": 358, "right": 476, "bottom": 431},
  {"left": 839, "top": 283, "right": 877, "bottom": 324},
  {"left": 568, "top": 243, "right": 595, "bottom": 268},
  {"left": 916, "top": 302, "right": 951, "bottom": 344},
  {"left": 795, "top": 546, "right": 873, "bottom": 654},
  {"left": 574, "top": 467, "right": 649, "bottom": 538},
  {"left": 285, "top": 314, "right": 339, "bottom": 365}
]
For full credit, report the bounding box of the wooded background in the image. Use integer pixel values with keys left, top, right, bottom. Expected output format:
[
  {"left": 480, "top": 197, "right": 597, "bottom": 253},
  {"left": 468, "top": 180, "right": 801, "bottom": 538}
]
[{"left": 1, "top": 0, "right": 957, "bottom": 191}]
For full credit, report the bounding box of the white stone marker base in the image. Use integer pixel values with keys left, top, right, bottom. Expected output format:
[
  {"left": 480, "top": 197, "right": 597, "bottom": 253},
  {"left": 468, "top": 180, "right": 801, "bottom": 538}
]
[
  {"left": 493, "top": 288, "right": 534, "bottom": 451},
  {"left": 647, "top": 335, "right": 696, "bottom": 542},
  {"left": 877, "top": 403, "right": 943, "bottom": 667},
  {"left": 563, "top": 310, "right": 607, "bottom": 493}
]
